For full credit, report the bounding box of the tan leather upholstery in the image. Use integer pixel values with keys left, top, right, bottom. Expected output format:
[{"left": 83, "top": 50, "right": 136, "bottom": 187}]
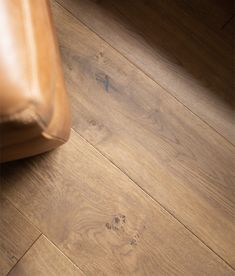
[{"left": 0, "top": 0, "right": 71, "bottom": 162}]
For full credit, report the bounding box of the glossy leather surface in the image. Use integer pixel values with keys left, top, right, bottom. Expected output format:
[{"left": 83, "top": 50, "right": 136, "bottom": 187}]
[{"left": 0, "top": 0, "right": 71, "bottom": 162}]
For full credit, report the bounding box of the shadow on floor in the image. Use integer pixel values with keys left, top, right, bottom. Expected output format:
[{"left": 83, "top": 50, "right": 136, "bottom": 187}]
[{"left": 73, "top": 0, "right": 234, "bottom": 108}]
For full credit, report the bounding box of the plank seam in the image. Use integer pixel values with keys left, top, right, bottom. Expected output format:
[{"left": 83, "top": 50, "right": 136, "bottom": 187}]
[
  {"left": 71, "top": 128, "right": 235, "bottom": 272},
  {"left": 55, "top": 0, "right": 235, "bottom": 149},
  {"left": 40, "top": 235, "right": 87, "bottom": 276},
  {"left": 221, "top": 14, "right": 235, "bottom": 30},
  {"left": 6, "top": 233, "right": 42, "bottom": 276},
  {"left": 4, "top": 197, "right": 87, "bottom": 276}
]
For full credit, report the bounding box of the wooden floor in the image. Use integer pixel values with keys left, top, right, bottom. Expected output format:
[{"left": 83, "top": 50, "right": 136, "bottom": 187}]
[{"left": 1, "top": 0, "right": 234, "bottom": 275}]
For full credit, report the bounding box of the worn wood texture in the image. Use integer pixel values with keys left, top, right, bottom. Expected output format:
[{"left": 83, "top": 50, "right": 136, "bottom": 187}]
[
  {"left": 0, "top": 196, "right": 40, "bottom": 276},
  {"left": 1, "top": 1, "right": 235, "bottom": 275},
  {"left": 51, "top": 2, "right": 235, "bottom": 267},
  {"left": 2, "top": 131, "right": 234, "bottom": 275},
  {"left": 8, "top": 235, "right": 84, "bottom": 276},
  {"left": 164, "top": 0, "right": 234, "bottom": 41},
  {"left": 57, "top": 0, "right": 235, "bottom": 145},
  {"left": 222, "top": 14, "right": 235, "bottom": 44}
]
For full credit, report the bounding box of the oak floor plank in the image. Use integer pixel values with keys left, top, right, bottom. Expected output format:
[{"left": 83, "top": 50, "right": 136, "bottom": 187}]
[
  {"left": 8, "top": 235, "right": 84, "bottom": 276},
  {"left": 222, "top": 15, "right": 235, "bottom": 44},
  {"left": 161, "top": 0, "right": 234, "bottom": 42},
  {"left": 51, "top": 2, "right": 235, "bottom": 267},
  {"left": 57, "top": 0, "right": 235, "bottom": 144},
  {"left": 2, "top": 131, "right": 234, "bottom": 275},
  {"left": 0, "top": 196, "right": 40, "bottom": 276}
]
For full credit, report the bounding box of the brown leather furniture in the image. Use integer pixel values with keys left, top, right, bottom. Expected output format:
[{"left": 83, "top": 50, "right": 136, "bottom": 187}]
[{"left": 0, "top": 0, "right": 71, "bottom": 163}]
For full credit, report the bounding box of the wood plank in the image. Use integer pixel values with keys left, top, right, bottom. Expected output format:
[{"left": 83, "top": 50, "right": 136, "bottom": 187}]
[
  {"left": 2, "top": 131, "right": 234, "bottom": 275},
  {"left": 57, "top": 0, "right": 235, "bottom": 144},
  {"left": 0, "top": 196, "right": 40, "bottom": 276},
  {"left": 163, "top": 0, "right": 235, "bottom": 45},
  {"left": 168, "top": 0, "right": 233, "bottom": 45},
  {"left": 51, "top": 2, "right": 235, "bottom": 267},
  {"left": 222, "top": 15, "right": 235, "bottom": 44},
  {"left": 8, "top": 235, "right": 84, "bottom": 276},
  {"left": 166, "top": 0, "right": 234, "bottom": 39}
]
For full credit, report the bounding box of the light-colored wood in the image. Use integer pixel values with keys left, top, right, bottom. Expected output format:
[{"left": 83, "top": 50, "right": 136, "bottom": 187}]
[
  {"left": 0, "top": 196, "right": 40, "bottom": 276},
  {"left": 51, "top": 2, "right": 235, "bottom": 267},
  {"left": 8, "top": 235, "right": 84, "bottom": 276},
  {"left": 57, "top": 0, "right": 235, "bottom": 145},
  {"left": 1, "top": 1, "right": 234, "bottom": 275},
  {"left": 2, "top": 131, "right": 234, "bottom": 275}
]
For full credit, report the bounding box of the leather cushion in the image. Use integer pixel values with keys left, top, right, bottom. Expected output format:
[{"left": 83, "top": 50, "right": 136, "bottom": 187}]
[{"left": 0, "top": 0, "right": 71, "bottom": 162}]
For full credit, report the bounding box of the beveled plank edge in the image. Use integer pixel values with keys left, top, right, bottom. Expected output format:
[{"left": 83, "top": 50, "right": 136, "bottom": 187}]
[
  {"left": 3, "top": 129, "right": 235, "bottom": 274},
  {"left": 51, "top": 0, "right": 235, "bottom": 269},
  {"left": 7, "top": 234, "right": 86, "bottom": 276},
  {"left": 5, "top": 234, "right": 42, "bottom": 276},
  {"left": 1, "top": 196, "right": 41, "bottom": 276},
  {"left": 4, "top": 196, "right": 86, "bottom": 276},
  {"left": 54, "top": 0, "right": 235, "bottom": 148},
  {"left": 39, "top": 235, "right": 86, "bottom": 275},
  {"left": 221, "top": 14, "right": 235, "bottom": 30},
  {"left": 72, "top": 127, "right": 235, "bottom": 272}
]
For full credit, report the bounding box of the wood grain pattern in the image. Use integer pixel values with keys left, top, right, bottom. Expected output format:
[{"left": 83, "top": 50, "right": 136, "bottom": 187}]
[
  {"left": 1, "top": 1, "right": 234, "bottom": 275},
  {"left": 0, "top": 196, "right": 40, "bottom": 276},
  {"left": 222, "top": 15, "right": 235, "bottom": 44},
  {"left": 165, "top": 0, "right": 234, "bottom": 40},
  {"left": 2, "top": 131, "right": 234, "bottom": 275},
  {"left": 51, "top": 2, "right": 235, "bottom": 267},
  {"left": 8, "top": 235, "right": 84, "bottom": 276},
  {"left": 57, "top": 0, "right": 235, "bottom": 144}
]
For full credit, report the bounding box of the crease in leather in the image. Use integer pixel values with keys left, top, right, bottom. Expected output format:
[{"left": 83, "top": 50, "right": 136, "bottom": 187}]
[
  {"left": 2, "top": 130, "right": 67, "bottom": 151},
  {"left": 0, "top": 132, "right": 65, "bottom": 163},
  {"left": 0, "top": 104, "right": 46, "bottom": 127},
  {"left": 0, "top": 99, "right": 67, "bottom": 144},
  {"left": 0, "top": 0, "right": 57, "bottom": 132},
  {"left": 22, "top": 0, "right": 56, "bottom": 126},
  {"left": 0, "top": 0, "right": 55, "bottom": 124},
  {"left": 0, "top": 0, "right": 70, "bottom": 162},
  {"left": 0, "top": 121, "right": 67, "bottom": 151}
]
